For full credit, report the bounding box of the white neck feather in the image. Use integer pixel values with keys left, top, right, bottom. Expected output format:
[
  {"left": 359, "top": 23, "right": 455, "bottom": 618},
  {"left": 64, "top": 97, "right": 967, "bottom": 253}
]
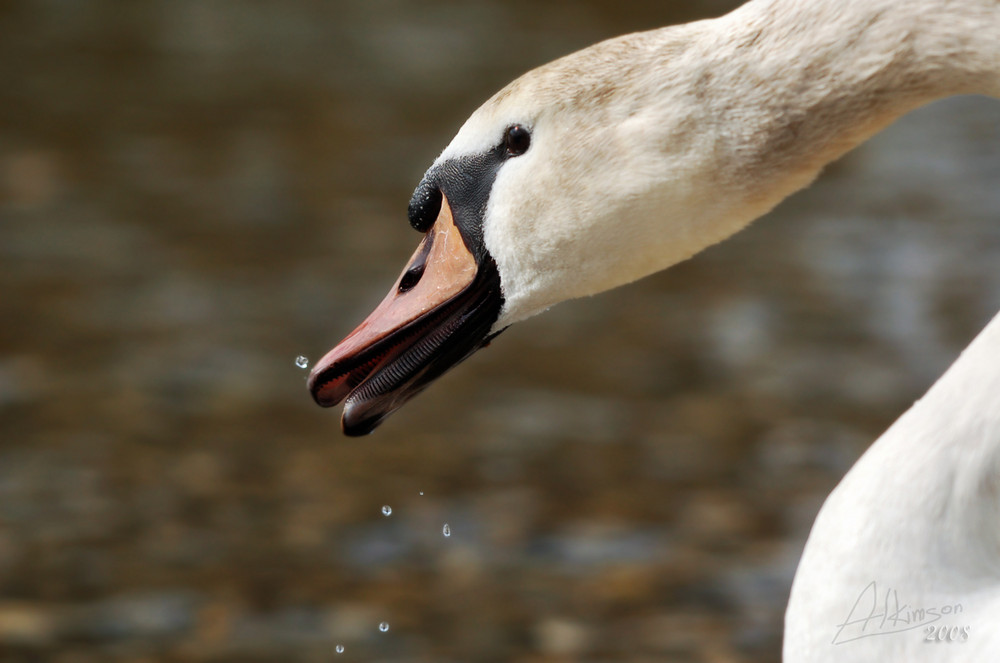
[
  {"left": 451, "top": 0, "right": 1000, "bottom": 328},
  {"left": 711, "top": 0, "right": 1000, "bottom": 207},
  {"left": 437, "top": 0, "right": 1000, "bottom": 659},
  {"left": 683, "top": 2, "right": 1000, "bottom": 659}
]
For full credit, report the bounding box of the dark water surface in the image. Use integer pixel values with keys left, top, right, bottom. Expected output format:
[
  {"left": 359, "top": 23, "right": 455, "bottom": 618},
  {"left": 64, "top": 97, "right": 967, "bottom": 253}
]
[{"left": 2, "top": 1, "right": 999, "bottom": 661}]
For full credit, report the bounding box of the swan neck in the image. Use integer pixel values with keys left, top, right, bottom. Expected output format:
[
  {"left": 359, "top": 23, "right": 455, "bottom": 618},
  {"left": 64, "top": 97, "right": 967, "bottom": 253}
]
[
  {"left": 713, "top": 0, "right": 1000, "bottom": 202},
  {"left": 475, "top": 0, "right": 1000, "bottom": 326}
]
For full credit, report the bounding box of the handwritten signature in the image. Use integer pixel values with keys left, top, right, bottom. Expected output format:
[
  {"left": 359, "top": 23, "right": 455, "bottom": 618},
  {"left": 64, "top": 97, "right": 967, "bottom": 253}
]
[{"left": 832, "top": 581, "right": 963, "bottom": 644}]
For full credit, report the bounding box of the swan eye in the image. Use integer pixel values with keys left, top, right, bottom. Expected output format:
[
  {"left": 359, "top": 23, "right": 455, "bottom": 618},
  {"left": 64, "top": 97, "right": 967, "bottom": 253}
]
[{"left": 504, "top": 125, "right": 531, "bottom": 156}]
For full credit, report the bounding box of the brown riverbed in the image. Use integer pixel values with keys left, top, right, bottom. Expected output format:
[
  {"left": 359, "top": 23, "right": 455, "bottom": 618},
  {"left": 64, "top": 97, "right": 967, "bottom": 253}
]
[{"left": 1, "top": 1, "right": 999, "bottom": 661}]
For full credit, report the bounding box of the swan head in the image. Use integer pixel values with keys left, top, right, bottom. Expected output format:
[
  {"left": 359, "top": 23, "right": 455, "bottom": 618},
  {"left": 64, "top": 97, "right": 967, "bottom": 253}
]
[{"left": 309, "top": 26, "right": 754, "bottom": 434}]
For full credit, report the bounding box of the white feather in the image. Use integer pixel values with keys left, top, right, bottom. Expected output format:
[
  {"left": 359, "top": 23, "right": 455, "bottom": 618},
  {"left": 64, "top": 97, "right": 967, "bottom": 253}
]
[{"left": 434, "top": 0, "right": 1000, "bottom": 659}]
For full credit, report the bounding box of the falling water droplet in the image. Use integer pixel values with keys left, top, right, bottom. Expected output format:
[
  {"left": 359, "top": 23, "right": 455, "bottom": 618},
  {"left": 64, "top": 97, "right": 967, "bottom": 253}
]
[
  {"left": 335, "top": 645, "right": 345, "bottom": 654},
  {"left": 381, "top": 505, "right": 392, "bottom": 516},
  {"left": 295, "top": 355, "right": 309, "bottom": 369},
  {"left": 442, "top": 523, "right": 451, "bottom": 537},
  {"left": 379, "top": 621, "right": 390, "bottom": 633}
]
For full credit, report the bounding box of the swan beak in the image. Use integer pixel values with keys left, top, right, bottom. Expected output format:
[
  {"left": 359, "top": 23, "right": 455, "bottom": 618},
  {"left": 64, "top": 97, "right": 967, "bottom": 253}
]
[{"left": 308, "top": 194, "right": 502, "bottom": 436}]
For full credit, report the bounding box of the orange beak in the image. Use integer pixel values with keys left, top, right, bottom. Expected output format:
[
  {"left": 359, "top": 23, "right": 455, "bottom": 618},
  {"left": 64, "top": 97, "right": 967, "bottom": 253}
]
[{"left": 308, "top": 194, "right": 503, "bottom": 435}]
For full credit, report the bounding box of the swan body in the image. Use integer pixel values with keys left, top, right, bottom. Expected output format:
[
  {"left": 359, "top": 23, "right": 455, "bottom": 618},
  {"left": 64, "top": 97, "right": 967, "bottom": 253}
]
[
  {"left": 786, "top": 312, "right": 1000, "bottom": 660},
  {"left": 310, "top": 0, "right": 1000, "bottom": 659}
]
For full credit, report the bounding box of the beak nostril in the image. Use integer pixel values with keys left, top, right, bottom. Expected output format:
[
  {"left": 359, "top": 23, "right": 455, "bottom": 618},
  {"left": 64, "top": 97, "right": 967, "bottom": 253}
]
[{"left": 398, "top": 264, "right": 425, "bottom": 293}]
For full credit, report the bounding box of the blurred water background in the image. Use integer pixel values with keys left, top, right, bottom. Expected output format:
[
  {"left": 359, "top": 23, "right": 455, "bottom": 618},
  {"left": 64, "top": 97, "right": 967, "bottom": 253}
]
[{"left": 2, "top": 1, "right": 999, "bottom": 661}]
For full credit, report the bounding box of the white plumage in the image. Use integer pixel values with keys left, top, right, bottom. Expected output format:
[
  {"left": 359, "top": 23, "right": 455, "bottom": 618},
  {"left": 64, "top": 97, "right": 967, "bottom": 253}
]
[{"left": 433, "top": 0, "right": 1000, "bottom": 659}]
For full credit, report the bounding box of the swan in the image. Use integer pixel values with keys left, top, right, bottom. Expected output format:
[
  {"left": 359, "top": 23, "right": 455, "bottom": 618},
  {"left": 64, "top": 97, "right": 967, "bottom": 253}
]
[{"left": 308, "top": 0, "right": 1000, "bottom": 659}]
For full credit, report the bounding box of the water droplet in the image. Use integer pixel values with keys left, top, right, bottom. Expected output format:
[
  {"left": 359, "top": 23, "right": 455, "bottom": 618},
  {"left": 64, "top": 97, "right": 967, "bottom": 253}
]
[
  {"left": 442, "top": 523, "right": 451, "bottom": 537},
  {"left": 381, "top": 505, "right": 392, "bottom": 516},
  {"left": 335, "top": 645, "right": 345, "bottom": 654},
  {"left": 378, "top": 621, "right": 390, "bottom": 633},
  {"left": 295, "top": 355, "right": 309, "bottom": 369}
]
